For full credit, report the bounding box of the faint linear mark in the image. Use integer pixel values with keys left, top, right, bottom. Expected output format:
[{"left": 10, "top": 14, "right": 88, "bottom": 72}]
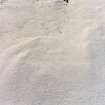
[{"left": 0, "top": 0, "right": 8, "bottom": 5}]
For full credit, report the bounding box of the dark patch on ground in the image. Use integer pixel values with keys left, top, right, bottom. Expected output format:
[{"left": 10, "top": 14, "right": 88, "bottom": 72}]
[{"left": 64, "top": 0, "right": 69, "bottom": 3}]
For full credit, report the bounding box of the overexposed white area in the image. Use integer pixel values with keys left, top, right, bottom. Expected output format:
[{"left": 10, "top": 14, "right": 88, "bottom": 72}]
[{"left": 0, "top": 0, "right": 105, "bottom": 105}]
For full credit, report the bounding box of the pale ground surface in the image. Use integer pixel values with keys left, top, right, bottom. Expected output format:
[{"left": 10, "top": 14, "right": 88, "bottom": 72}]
[{"left": 0, "top": 0, "right": 105, "bottom": 105}]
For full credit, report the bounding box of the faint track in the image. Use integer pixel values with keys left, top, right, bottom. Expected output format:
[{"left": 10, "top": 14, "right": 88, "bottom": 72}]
[{"left": 0, "top": 0, "right": 8, "bottom": 5}]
